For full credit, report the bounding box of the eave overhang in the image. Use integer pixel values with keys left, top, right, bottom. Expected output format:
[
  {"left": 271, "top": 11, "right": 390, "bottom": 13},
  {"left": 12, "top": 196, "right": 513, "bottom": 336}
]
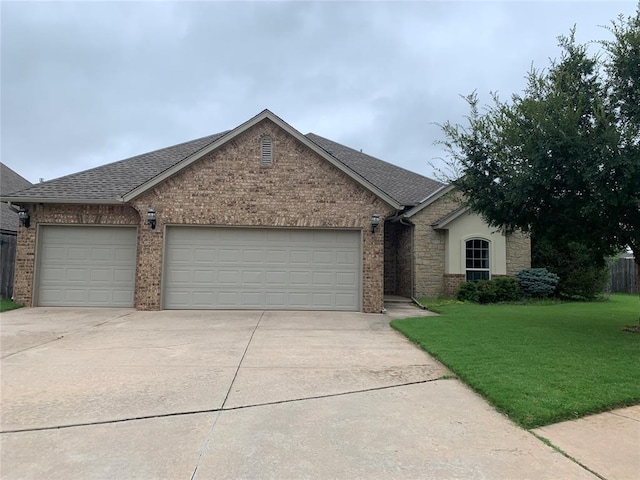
[
  {"left": 402, "top": 184, "right": 455, "bottom": 218},
  {"left": 0, "top": 197, "right": 122, "bottom": 205},
  {"left": 431, "top": 206, "right": 470, "bottom": 229}
]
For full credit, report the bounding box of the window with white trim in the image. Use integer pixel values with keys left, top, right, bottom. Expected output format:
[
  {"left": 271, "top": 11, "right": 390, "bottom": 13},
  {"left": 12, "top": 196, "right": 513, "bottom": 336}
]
[
  {"left": 260, "top": 136, "right": 273, "bottom": 166},
  {"left": 465, "top": 238, "right": 490, "bottom": 281}
]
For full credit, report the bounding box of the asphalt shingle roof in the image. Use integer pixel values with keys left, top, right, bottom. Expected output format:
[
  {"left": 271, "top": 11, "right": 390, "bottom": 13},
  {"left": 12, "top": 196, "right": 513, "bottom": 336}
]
[
  {"left": 1, "top": 163, "right": 33, "bottom": 232},
  {"left": 4, "top": 132, "right": 229, "bottom": 202},
  {"left": 3, "top": 127, "right": 445, "bottom": 207},
  {"left": 305, "top": 133, "right": 446, "bottom": 206}
]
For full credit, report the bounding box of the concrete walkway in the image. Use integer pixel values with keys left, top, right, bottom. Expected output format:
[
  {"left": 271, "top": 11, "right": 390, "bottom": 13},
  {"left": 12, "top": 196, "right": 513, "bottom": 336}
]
[
  {"left": 0, "top": 306, "right": 634, "bottom": 479},
  {"left": 533, "top": 406, "right": 640, "bottom": 480}
]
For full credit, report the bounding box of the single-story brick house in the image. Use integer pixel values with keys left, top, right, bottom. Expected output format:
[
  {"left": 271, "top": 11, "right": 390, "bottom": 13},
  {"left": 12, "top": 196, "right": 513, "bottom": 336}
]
[{"left": 2, "top": 110, "right": 530, "bottom": 313}]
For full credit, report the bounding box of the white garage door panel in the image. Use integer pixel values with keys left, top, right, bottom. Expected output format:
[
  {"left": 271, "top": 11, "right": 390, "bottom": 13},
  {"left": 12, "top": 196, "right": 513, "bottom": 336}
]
[
  {"left": 164, "top": 227, "right": 361, "bottom": 310},
  {"left": 37, "top": 226, "right": 137, "bottom": 307}
]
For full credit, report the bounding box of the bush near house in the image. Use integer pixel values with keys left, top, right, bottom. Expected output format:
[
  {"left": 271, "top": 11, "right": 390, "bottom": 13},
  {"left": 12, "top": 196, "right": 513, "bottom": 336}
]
[
  {"left": 516, "top": 268, "right": 560, "bottom": 297},
  {"left": 456, "top": 277, "right": 520, "bottom": 303}
]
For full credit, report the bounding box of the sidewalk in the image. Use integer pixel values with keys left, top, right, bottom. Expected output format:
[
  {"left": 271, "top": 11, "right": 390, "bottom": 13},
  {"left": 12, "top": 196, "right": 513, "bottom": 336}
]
[{"left": 533, "top": 405, "right": 640, "bottom": 480}]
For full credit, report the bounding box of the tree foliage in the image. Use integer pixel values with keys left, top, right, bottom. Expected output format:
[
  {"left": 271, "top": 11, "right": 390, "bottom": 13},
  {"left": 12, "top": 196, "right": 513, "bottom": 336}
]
[
  {"left": 532, "top": 238, "right": 609, "bottom": 300},
  {"left": 438, "top": 5, "right": 640, "bottom": 301}
]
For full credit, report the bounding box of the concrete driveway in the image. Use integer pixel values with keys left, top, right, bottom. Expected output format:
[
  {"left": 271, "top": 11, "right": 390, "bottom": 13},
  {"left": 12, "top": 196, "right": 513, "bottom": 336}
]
[{"left": 1, "top": 307, "right": 597, "bottom": 479}]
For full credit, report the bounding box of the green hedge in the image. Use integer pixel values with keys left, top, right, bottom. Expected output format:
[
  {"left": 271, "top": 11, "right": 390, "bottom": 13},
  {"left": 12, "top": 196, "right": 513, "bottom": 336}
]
[{"left": 456, "top": 276, "right": 521, "bottom": 304}]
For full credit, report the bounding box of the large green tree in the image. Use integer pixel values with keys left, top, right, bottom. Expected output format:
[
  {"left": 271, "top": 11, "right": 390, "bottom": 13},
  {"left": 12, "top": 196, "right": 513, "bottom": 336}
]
[{"left": 438, "top": 6, "right": 640, "bottom": 304}]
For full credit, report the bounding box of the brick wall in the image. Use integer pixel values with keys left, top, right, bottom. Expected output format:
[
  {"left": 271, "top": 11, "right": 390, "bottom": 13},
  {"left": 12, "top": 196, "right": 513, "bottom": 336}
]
[
  {"left": 13, "top": 204, "right": 140, "bottom": 306},
  {"left": 130, "top": 119, "right": 393, "bottom": 312},
  {"left": 444, "top": 274, "right": 465, "bottom": 296}
]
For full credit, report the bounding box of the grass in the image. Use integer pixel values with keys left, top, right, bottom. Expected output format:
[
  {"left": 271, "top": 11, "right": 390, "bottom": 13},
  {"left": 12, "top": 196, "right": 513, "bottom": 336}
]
[
  {"left": 0, "top": 298, "right": 22, "bottom": 313},
  {"left": 391, "top": 294, "right": 640, "bottom": 429}
]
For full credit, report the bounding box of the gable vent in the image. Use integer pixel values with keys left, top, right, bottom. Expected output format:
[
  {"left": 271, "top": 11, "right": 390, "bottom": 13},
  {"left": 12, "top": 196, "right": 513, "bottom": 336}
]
[{"left": 260, "top": 136, "right": 273, "bottom": 166}]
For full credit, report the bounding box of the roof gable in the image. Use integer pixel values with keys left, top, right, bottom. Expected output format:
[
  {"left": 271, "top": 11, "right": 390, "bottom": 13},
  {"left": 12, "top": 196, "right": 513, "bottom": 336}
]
[
  {"left": 120, "top": 110, "right": 401, "bottom": 208},
  {"left": 1, "top": 110, "right": 448, "bottom": 211}
]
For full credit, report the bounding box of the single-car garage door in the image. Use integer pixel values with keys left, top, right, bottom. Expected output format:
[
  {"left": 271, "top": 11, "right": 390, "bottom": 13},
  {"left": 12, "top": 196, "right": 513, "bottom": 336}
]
[
  {"left": 164, "top": 227, "right": 361, "bottom": 310},
  {"left": 36, "top": 226, "right": 137, "bottom": 307}
]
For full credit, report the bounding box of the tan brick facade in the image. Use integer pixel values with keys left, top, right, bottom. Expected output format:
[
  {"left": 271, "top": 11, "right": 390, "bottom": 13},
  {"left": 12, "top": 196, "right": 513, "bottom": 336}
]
[
  {"left": 12, "top": 204, "right": 140, "bottom": 306},
  {"left": 12, "top": 119, "right": 393, "bottom": 312}
]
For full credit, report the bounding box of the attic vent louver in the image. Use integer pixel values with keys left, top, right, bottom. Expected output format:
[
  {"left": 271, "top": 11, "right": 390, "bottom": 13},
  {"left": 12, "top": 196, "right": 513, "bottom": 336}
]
[{"left": 260, "top": 136, "right": 273, "bottom": 166}]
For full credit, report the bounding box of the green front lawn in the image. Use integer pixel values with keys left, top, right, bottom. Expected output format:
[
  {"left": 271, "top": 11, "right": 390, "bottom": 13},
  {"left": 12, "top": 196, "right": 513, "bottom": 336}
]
[
  {"left": 0, "top": 298, "right": 22, "bottom": 312},
  {"left": 391, "top": 294, "right": 640, "bottom": 429}
]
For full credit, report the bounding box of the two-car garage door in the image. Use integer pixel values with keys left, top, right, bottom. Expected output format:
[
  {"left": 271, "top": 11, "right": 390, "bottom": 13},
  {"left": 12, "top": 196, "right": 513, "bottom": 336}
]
[{"left": 163, "top": 227, "right": 361, "bottom": 311}]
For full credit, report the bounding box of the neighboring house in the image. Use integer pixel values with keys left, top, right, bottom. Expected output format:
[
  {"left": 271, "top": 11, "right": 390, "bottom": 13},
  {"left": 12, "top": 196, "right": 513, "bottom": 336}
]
[
  {"left": 0, "top": 163, "right": 33, "bottom": 298},
  {"left": 1, "top": 110, "right": 530, "bottom": 312}
]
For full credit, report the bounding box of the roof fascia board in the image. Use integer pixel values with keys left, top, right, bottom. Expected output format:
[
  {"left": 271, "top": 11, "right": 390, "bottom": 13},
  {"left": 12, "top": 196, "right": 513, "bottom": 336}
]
[
  {"left": 403, "top": 184, "right": 455, "bottom": 218},
  {"left": 120, "top": 110, "right": 402, "bottom": 209},
  {"left": 431, "top": 207, "right": 470, "bottom": 229},
  {"left": 0, "top": 196, "right": 122, "bottom": 205}
]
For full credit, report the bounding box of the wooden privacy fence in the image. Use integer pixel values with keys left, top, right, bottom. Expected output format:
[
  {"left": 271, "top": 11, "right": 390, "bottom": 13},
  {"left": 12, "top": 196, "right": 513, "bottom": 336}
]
[
  {"left": 0, "top": 233, "right": 17, "bottom": 299},
  {"left": 609, "top": 257, "right": 638, "bottom": 294}
]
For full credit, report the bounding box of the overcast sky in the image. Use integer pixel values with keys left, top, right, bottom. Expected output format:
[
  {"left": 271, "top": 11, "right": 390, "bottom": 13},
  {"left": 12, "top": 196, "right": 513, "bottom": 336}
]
[{"left": 2, "top": 0, "right": 637, "bottom": 185}]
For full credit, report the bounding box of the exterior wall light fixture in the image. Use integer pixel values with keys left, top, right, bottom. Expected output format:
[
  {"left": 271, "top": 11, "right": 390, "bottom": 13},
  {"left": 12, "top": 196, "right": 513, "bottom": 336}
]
[
  {"left": 18, "top": 207, "right": 30, "bottom": 228},
  {"left": 371, "top": 213, "right": 380, "bottom": 233},
  {"left": 146, "top": 208, "right": 157, "bottom": 230}
]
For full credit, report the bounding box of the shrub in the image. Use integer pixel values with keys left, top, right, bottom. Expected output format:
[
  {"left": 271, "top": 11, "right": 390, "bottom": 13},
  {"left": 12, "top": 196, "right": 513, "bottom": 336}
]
[
  {"left": 476, "top": 280, "right": 499, "bottom": 304},
  {"left": 516, "top": 268, "right": 560, "bottom": 297},
  {"left": 456, "top": 277, "right": 521, "bottom": 304},
  {"left": 457, "top": 281, "right": 479, "bottom": 302},
  {"left": 492, "top": 276, "right": 521, "bottom": 302}
]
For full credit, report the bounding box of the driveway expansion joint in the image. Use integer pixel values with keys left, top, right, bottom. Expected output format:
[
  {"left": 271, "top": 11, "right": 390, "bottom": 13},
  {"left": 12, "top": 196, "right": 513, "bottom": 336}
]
[
  {"left": 610, "top": 410, "right": 640, "bottom": 422},
  {"left": 529, "top": 431, "right": 609, "bottom": 480},
  {"left": 0, "top": 335, "right": 65, "bottom": 360},
  {"left": 190, "top": 310, "right": 265, "bottom": 480},
  {"left": 0, "top": 377, "right": 448, "bottom": 435}
]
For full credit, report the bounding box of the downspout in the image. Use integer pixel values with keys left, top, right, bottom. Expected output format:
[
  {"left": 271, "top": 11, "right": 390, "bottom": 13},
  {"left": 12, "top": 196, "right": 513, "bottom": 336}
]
[{"left": 399, "top": 216, "right": 428, "bottom": 310}]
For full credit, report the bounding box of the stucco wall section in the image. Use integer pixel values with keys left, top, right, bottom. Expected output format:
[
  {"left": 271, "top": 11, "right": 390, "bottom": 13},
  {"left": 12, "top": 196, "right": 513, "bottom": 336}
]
[
  {"left": 444, "top": 212, "right": 507, "bottom": 276},
  {"left": 13, "top": 204, "right": 140, "bottom": 306},
  {"left": 130, "top": 119, "right": 393, "bottom": 312},
  {"left": 506, "top": 230, "right": 532, "bottom": 275}
]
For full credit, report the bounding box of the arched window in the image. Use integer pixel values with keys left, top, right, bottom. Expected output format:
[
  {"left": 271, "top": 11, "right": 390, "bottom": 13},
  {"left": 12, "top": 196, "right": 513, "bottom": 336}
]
[
  {"left": 465, "top": 238, "right": 490, "bottom": 281},
  {"left": 260, "top": 136, "right": 273, "bottom": 166}
]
